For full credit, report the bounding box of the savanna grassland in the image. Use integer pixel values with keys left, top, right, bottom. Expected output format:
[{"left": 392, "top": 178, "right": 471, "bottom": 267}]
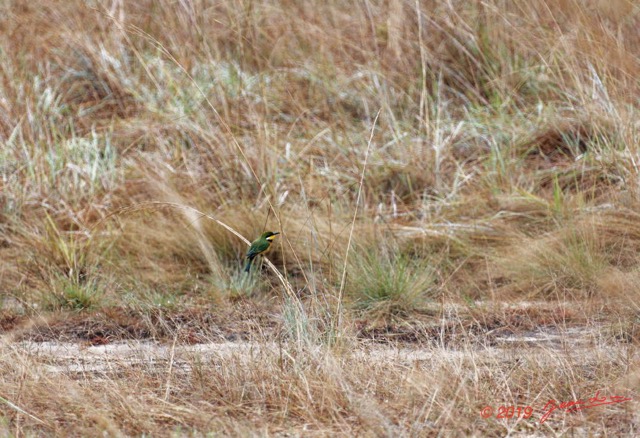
[{"left": 0, "top": 0, "right": 639, "bottom": 436}]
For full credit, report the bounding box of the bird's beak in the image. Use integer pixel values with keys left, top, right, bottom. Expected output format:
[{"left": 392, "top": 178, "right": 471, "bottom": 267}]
[{"left": 266, "top": 232, "right": 280, "bottom": 241}]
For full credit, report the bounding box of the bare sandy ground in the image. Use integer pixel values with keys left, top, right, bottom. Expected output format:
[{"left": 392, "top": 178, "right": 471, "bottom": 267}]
[{"left": 10, "top": 322, "right": 628, "bottom": 377}]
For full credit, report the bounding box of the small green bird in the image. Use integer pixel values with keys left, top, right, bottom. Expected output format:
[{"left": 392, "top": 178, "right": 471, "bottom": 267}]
[{"left": 244, "top": 231, "right": 280, "bottom": 273}]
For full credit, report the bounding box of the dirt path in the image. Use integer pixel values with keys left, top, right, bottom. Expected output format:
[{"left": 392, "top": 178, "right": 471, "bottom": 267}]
[{"left": 10, "top": 322, "right": 629, "bottom": 378}]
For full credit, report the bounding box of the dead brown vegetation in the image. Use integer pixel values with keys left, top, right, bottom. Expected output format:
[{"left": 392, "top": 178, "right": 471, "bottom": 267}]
[{"left": 0, "top": 0, "right": 639, "bottom": 435}]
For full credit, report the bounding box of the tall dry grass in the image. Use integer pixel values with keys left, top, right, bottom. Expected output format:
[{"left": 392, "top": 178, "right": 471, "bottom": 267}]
[{"left": 0, "top": 0, "right": 639, "bottom": 435}]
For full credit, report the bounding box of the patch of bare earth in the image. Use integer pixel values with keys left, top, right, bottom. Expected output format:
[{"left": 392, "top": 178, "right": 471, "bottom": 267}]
[{"left": 2, "top": 300, "right": 638, "bottom": 436}]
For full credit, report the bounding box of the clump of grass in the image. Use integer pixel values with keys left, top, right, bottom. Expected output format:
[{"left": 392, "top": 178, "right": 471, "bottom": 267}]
[
  {"left": 214, "top": 268, "right": 265, "bottom": 301},
  {"left": 14, "top": 213, "right": 112, "bottom": 311},
  {"left": 49, "top": 275, "right": 104, "bottom": 311},
  {"left": 125, "top": 288, "right": 183, "bottom": 312},
  {"left": 499, "top": 227, "right": 610, "bottom": 299},
  {"left": 346, "top": 248, "right": 437, "bottom": 318}
]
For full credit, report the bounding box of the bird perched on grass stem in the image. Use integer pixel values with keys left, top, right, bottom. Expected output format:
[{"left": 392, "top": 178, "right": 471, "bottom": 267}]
[{"left": 244, "top": 231, "right": 279, "bottom": 273}]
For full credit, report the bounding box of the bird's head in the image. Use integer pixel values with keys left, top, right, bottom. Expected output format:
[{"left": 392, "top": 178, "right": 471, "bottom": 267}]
[{"left": 262, "top": 231, "right": 280, "bottom": 241}]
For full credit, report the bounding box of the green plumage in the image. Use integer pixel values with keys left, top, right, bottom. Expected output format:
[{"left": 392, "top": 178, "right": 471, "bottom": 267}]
[{"left": 244, "top": 231, "right": 279, "bottom": 273}]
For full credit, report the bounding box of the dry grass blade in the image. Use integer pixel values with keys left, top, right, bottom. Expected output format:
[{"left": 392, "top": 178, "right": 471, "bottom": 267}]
[
  {"left": 335, "top": 109, "right": 381, "bottom": 333},
  {"left": 0, "top": 394, "right": 49, "bottom": 427}
]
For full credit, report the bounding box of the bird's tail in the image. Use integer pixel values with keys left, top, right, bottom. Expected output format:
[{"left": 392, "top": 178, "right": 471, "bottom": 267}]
[{"left": 244, "top": 257, "right": 253, "bottom": 273}]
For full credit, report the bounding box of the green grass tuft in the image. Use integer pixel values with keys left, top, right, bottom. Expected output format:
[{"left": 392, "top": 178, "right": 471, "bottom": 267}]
[{"left": 347, "top": 250, "right": 437, "bottom": 317}]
